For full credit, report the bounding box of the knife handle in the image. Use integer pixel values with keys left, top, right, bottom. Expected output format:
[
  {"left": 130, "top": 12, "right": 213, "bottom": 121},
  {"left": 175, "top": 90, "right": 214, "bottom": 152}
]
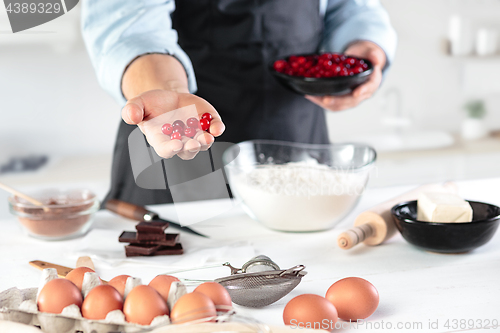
[{"left": 105, "top": 199, "right": 153, "bottom": 221}]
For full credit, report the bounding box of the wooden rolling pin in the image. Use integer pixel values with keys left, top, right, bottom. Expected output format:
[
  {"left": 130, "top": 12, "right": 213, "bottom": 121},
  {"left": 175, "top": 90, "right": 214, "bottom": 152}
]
[{"left": 337, "top": 182, "right": 458, "bottom": 249}]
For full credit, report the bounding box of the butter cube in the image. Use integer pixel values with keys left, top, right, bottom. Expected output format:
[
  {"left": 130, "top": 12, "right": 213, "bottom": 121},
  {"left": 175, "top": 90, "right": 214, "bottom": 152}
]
[{"left": 417, "top": 192, "right": 473, "bottom": 223}]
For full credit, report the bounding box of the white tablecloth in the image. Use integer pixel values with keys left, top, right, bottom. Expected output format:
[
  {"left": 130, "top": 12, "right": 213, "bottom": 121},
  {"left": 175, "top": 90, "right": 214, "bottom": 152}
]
[{"left": 1, "top": 178, "right": 499, "bottom": 332}]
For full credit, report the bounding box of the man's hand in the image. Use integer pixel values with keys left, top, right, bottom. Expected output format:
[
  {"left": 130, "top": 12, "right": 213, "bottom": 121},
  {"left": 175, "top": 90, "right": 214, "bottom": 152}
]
[
  {"left": 121, "top": 54, "right": 225, "bottom": 160},
  {"left": 122, "top": 90, "right": 225, "bottom": 160},
  {"left": 305, "top": 41, "right": 386, "bottom": 111}
]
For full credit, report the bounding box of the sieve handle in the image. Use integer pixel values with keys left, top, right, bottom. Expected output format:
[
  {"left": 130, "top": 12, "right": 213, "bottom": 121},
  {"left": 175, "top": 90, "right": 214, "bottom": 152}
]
[{"left": 280, "top": 265, "right": 305, "bottom": 277}]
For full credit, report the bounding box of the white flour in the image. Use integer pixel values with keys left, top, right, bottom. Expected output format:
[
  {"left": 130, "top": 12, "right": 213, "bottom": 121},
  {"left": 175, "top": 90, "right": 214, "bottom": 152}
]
[{"left": 231, "top": 161, "right": 368, "bottom": 231}]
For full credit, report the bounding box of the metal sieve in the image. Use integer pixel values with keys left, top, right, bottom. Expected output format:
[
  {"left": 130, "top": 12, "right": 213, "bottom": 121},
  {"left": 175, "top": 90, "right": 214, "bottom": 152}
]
[
  {"left": 241, "top": 255, "right": 281, "bottom": 273},
  {"left": 215, "top": 262, "right": 306, "bottom": 308}
]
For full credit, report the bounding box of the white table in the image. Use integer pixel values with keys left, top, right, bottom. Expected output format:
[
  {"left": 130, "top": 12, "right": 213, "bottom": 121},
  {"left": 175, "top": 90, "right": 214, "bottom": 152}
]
[{"left": 1, "top": 178, "right": 499, "bottom": 332}]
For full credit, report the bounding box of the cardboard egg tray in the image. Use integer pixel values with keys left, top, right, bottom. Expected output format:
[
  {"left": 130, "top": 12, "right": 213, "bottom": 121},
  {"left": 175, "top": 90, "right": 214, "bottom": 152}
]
[{"left": 0, "top": 268, "right": 190, "bottom": 333}]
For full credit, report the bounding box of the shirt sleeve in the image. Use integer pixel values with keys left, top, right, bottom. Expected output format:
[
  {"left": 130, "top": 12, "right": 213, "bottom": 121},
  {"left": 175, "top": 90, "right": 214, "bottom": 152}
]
[
  {"left": 81, "top": 0, "right": 197, "bottom": 105},
  {"left": 321, "top": 0, "right": 397, "bottom": 69}
]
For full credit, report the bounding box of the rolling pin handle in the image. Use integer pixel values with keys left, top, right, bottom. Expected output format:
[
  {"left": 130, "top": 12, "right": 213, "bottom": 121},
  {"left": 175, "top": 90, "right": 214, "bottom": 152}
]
[{"left": 337, "top": 223, "right": 375, "bottom": 250}]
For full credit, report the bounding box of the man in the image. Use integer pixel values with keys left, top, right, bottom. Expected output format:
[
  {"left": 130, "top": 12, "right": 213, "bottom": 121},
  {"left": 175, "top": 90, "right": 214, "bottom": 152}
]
[{"left": 82, "top": 0, "right": 396, "bottom": 205}]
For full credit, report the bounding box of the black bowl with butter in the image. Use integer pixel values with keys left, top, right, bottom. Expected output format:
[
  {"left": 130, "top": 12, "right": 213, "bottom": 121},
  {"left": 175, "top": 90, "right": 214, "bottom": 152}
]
[{"left": 391, "top": 200, "right": 500, "bottom": 253}]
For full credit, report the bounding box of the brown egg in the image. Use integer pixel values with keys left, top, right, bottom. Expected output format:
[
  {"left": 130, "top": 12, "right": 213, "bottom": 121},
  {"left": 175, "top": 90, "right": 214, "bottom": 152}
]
[
  {"left": 194, "top": 282, "right": 232, "bottom": 312},
  {"left": 37, "top": 279, "right": 83, "bottom": 314},
  {"left": 283, "top": 294, "right": 338, "bottom": 331},
  {"left": 66, "top": 267, "right": 98, "bottom": 291},
  {"left": 108, "top": 275, "right": 131, "bottom": 297},
  {"left": 82, "top": 285, "right": 123, "bottom": 320},
  {"left": 123, "top": 285, "right": 168, "bottom": 325},
  {"left": 148, "top": 275, "right": 180, "bottom": 303},
  {"left": 170, "top": 292, "right": 217, "bottom": 324},
  {"left": 325, "top": 277, "right": 379, "bottom": 321}
]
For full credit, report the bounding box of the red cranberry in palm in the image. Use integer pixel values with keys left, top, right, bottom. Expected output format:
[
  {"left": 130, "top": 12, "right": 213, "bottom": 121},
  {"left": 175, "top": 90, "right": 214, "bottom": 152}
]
[
  {"left": 186, "top": 117, "right": 199, "bottom": 128},
  {"left": 172, "top": 120, "right": 185, "bottom": 130},
  {"left": 200, "top": 118, "right": 211, "bottom": 132},
  {"left": 201, "top": 113, "right": 213, "bottom": 121},
  {"left": 170, "top": 132, "right": 182, "bottom": 140},
  {"left": 172, "top": 124, "right": 184, "bottom": 134},
  {"left": 184, "top": 127, "right": 197, "bottom": 138},
  {"left": 161, "top": 123, "right": 173, "bottom": 135}
]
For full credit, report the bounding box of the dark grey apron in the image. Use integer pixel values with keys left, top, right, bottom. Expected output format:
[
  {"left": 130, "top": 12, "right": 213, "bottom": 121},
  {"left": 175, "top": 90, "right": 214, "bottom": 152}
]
[{"left": 104, "top": 0, "right": 328, "bottom": 206}]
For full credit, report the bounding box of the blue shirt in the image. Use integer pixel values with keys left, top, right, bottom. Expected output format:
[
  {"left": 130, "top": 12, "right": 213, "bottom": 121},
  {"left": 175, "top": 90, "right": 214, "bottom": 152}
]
[{"left": 81, "top": 0, "right": 397, "bottom": 105}]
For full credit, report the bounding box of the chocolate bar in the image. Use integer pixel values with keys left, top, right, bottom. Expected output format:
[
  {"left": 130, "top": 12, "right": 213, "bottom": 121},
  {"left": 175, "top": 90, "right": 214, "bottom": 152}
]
[
  {"left": 125, "top": 243, "right": 183, "bottom": 257},
  {"left": 125, "top": 243, "right": 161, "bottom": 255},
  {"left": 137, "top": 232, "right": 165, "bottom": 241},
  {"left": 135, "top": 221, "right": 169, "bottom": 233},
  {"left": 119, "top": 231, "right": 179, "bottom": 246},
  {"left": 155, "top": 243, "right": 184, "bottom": 255}
]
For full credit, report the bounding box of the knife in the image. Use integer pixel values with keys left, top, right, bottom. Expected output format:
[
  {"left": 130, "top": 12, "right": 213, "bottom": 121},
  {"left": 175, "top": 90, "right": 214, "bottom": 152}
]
[{"left": 105, "top": 199, "right": 209, "bottom": 238}]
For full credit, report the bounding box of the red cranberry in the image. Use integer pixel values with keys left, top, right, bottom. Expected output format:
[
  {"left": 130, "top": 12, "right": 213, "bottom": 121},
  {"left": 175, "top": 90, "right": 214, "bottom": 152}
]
[
  {"left": 273, "top": 60, "right": 287, "bottom": 72},
  {"left": 332, "top": 53, "right": 342, "bottom": 63},
  {"left": 322, "top": 60, "right": 333, "bottom": 68},
  {"left": 170, "top": 132, "right": 182, "bottom": 140},
  {"left": 338, "top": 68, "right": 349, "bottom": 76},
  {"left": 319, "top": 53, "right": 333, "bottom": 61},
  {"left": 345, "top": 57, "right": 357, "bottom": 66},
  {"left": 285, "top": 69, "right": 294, "bottom": 76},
  {"left": 200, "top": 118, "right": 211, "bottom": 131},
  {"left": 353, "top": 66, "right": 364, "bottom": 74},
  {"left": 184, "top": 127, "right": 197, "bottom": 138},
  {"left": 362, "top": 63, "right": 369, "bottom": 69},
  {"left": 324, "top": 70, "right": 334, "bottom": 77},
  {"left": 186, "top": 117, "right": 199, "bottom": 128},
  {"left": 172, "top": 120, "right": 185, "bottom": 130},
  {"left": 161, "top": 123, "right": 173, "bottom": 135},
  {"left": 201, "top": 112, "right": 213, "bottom": 121},
  {"left": 172, "top": 124, "right": 184, "bottom": 133}
]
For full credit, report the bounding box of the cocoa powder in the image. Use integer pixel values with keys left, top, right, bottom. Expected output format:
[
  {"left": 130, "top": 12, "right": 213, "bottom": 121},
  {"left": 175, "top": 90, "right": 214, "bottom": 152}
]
[{"left": 11, "top": 192, "right": 97, "bottom": 239}]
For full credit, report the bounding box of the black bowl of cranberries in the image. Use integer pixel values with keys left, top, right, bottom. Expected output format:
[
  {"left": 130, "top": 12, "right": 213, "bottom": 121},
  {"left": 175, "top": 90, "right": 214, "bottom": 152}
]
[{"left": 270, "top": 53, "right": 373, "bottom": 96}]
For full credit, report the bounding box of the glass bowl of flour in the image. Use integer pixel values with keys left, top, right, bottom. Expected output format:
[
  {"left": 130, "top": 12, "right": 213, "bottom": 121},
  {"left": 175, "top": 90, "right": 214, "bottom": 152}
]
[{"left": 223, "top": 140, "right": 376, "bottom": 232}]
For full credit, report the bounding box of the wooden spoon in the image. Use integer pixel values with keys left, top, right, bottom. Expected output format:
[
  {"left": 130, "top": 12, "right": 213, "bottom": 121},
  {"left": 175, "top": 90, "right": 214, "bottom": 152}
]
[
  {"left": 29, "top": 256, "right": 107, "bottom": 282},
  {"left": 0, "top": 181, "right": 49, "bottom": 212}
]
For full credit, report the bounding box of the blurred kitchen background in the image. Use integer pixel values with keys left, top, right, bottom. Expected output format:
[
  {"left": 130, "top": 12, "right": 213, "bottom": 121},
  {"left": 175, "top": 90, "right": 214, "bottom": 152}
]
[{"left": 1, "top": 0, "right": 500, "bottom": 219}]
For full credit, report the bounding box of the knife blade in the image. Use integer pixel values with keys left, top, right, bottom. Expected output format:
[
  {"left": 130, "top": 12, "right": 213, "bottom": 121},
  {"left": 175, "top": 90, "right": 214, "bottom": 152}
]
[{"left": 105, "top": 199, "right": 209, "bottom": 238}]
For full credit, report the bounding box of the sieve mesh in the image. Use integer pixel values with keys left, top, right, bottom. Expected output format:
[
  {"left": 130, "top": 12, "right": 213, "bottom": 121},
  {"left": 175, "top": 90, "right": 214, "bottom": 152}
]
[{"left": 215, "top": 265, "right": 306, "bottom": 308}]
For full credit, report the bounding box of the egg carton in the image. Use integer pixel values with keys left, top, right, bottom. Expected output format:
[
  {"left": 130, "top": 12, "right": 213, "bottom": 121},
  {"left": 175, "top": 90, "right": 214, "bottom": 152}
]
[{"left": 0, "top": 268, "right": 187, "bottom": 333}]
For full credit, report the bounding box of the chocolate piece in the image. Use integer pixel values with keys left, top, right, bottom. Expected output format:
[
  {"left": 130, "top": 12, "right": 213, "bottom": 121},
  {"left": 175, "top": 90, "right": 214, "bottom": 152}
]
[
  {"left": 125, "top": 243, "right": 161, "bottom": 255},
  {"left": 155, "top": 243, "right": 184, "bottom": 255},
  {"left": 130, "top": 233, "right": 179, "bottom": 246},
  {"left": 137, "top": 232, "right": 165, "bottom": 241},
  {"left": 125, "top": 243, "right": 183, "bottom": 257},
  {"left": 118, "top": 231, "right": 137, "bottom": 243},
  {"left": 119, "top": 231, "right": 179, "bottom": 246},
  {"left": 135, "top": 221, "right": 169, "bottom": 233}
]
